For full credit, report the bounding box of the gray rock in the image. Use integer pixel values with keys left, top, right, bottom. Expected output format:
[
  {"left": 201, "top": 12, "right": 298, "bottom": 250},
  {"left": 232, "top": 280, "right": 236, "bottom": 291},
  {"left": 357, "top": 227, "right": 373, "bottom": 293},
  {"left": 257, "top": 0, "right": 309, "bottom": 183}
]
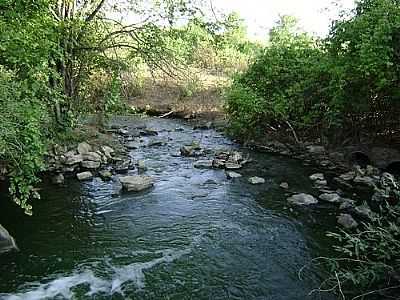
[
  {"left": 319, "top": 193, "right": 342, "bottom": 203},
  {"left": 287, "top": 193, "right": 318, "bottom": 205},
  {"left": 248, "top": 177, "right": 266, "bottom": 185},
  {"left": 212, "top": 159, "right": 226, "bottom": 169},
  {"left": 227, "top": 171, "right": 242, "bottom": 179},
  {"left": 115, "top": 159, "right": 133, "bottom": 173},
  {"left": 147, "top": 139, "right": 166, "bottom": 147},
  {"left": 340, "top": 199, "right": 356, "bottom": 210},
  {"left": 337, "top": 214, "right": 358, "bottom": 229},
  {"left": 140, "top": 128, "right": 158, "bottom": 136},
  {"left": 120, "top": 175, "right": 154, "bottom": 192},
  {"left": 354, "top": 176, "right": 375, "bottom": 187},
  {"left": 280, "top": 182, "right": 289, "bottom": 189},
  {"left": 138, "top": 160, "right": 147, "bottom": 172},
  {"left": 307, "top": 145, "right": 325, "bottom": 155},
  {"left": 0, "top": 224, "right": 18, "bottom": 254},
  {"left": 77, "top": 142, "right": 92, "bottom": 155},
  {"left": 64, "top": 154, "right": 83, "bottom": 165},
  {"left": 339, "top": 172, "right": 356, "bottom": 181},
  {"left": 355, "top": 204, "right": 375, "bottom": 219},
  {"left": 126, "top": 142, "right": 140, "bottom": 150},
  {"left": 81, "top": 160, "right": 101, "bottom": 169},
  {"left": 194, "top": 160, "right": 214, "bottom": 169},
  {"left": 102, "top": 146, "right": 114, "bottom": 158},
  {"left": 118, "top": 128, "right": 130, "bottom": 136},
  {"left": 99, "top": 170, "right": 113, "bottom": 181},
  {"left": 82, "top": 152, "right": 102, "bottom": 162},
  {"left": 225, "top": 162, "right": 242, "bottom": 170},
  {"left": 310, "top": 173, "right": 325, "bottom": 181},
  {"left": 77, "top": 171, "right": 93, "bottom": 181},
  {"left": 314, "top": 180, "right": 328, "bottom": 186},
  {"left": 52, "top": 173, "right": 65, "bottom": 185}
]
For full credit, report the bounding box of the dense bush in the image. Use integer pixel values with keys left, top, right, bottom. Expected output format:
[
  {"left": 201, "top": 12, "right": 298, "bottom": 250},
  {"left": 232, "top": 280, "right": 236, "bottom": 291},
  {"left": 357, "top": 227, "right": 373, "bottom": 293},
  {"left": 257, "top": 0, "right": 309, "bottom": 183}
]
[{"left": 226, "top": 1, "right": 400, "bottom": 143}]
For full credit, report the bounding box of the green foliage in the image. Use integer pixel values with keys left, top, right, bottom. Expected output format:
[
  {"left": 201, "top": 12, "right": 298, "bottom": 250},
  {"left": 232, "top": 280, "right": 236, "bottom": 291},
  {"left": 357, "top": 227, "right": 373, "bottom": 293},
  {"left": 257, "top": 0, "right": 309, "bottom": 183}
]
[
  {"left": 0, "top": 67, "right": 48, "bottom": 215},
  {"left": 226, "top": 1, "right": 400, "bottom": 142},
  {"left": 225, "top": 16, "right": 326, "bottom": 138}
]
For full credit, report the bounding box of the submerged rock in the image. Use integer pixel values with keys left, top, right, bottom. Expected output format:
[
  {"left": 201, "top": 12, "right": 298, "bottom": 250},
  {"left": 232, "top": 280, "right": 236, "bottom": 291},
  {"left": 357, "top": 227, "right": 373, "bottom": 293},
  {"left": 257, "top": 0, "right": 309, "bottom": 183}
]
[
  {"left": 310, "top": 173, "right": 325, "bottom": 181},
  {"left": 248, "top": 177, "right": 265, "bottom": 185},
  {"left": 337, "top": 214, "right": 358, "bottom": 229},
  {"left": 287, "top": 193, "right": 318, "bottom": 206},
  {"left": 99, "top": 170, "right": 113, "bottom": 181},
  {"left": 119, "top": 175, "right": 154, "bottom": 192},
  {"left": 280, "top": 182, "right": 289, "bottom": 189},
  {"left": 52, "top": 173, "right": 65, "bottom": 185},
  {"left": 77, "top": 171, "right": 93, "bottom": 181},
  {"left": 0, "top": 224, "right": 18, "bottom": 254},
  {"left": 226, "top": 171, "right": 242, "bottom": 179},
  {"left": 126, "top": 141, "right": 140, "bottom": 150}
]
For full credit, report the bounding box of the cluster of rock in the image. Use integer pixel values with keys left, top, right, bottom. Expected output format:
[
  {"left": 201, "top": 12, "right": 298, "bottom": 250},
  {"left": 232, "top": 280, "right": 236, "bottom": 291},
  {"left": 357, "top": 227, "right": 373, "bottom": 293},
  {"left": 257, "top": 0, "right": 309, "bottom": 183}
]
[
  {"left": 47, "top": 141, "right": 135, "bottom": 184},
  {"left": 285, "top": 164, "right": 400, "bottom": 230}
]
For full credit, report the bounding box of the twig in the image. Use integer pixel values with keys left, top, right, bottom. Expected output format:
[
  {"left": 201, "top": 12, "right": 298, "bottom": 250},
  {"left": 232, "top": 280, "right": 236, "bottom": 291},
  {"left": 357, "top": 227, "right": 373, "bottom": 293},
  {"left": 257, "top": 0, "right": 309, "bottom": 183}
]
[
  {"left": 286, "top": 120, "right": 301, "bottom": 144},
  {"left": 159, "top": 111, "right": 174, "bottom": 118}
]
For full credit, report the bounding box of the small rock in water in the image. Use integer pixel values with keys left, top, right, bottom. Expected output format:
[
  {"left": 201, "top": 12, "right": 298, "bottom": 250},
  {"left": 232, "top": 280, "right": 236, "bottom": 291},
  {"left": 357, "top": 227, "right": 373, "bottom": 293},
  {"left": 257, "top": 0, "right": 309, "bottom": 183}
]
[
  {"left": 77, "top": 171, "right": 93, "bottom": 181},
  {"left": 137, "top": 160, "right": 147, "bottom": 172},
  {"left": 337, "top": 214, "right": 358, "bottom": 229},
  {"left": 77, "top": 142, "right": 92, "bottom": 155},
  {"left": 287, "top": 193, "right": 318, "bottom": 206},
  {"left": 140, "top": 128, "right": 158, "bottom": 136},
  {"left": 225, "top": 162, "right": 242, "bottom": 170},
  {"left": 314, "top": 179, "right": 328, "bottom": 186},
  {"left": 340, "top": 171, "right": 356, "bottom": 181},
  {"left": 194, "top": 160, "right": 214, "bottom": 169},
  {"left": 126, "top": 142, "right": 140, "bottom": 150},
  {"left": 248, "top": 177, "right": 266, "bottom": 185},
  {"left": 306, "top": 145, "right": 325, "bottom": 155},
  {"left": 52, "top": 173, "right": 65, "bottom": 185},
  {"left": 319, "top": 193, "right": 342, "bottom": 203},
  {"left": 227, "top": 171, "right": 242, "bottom": 179},
  {"left": 280, "top": 182, "right": 289, "bottom": 189},
  {"left": 339, "top": 199, "right": 356, "bottom": 210},
  {"left": 147, "top": 139, "right": 166, "bottom": 147},
  {"left": 310, "top": 173, "right": 325, "bottom": 181},
  {"left": 119, "top": 175, "right": 154, "bottom": 192},
  {"left": 99, "top": 170, "right": 113, "bottom": 181}
]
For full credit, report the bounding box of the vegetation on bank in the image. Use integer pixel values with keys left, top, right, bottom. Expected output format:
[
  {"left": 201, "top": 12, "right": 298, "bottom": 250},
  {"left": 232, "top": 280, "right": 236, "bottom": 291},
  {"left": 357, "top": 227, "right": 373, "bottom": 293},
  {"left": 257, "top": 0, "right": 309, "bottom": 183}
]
[{"left": 226, "top": 0, "right": 400, "bottom": 146}]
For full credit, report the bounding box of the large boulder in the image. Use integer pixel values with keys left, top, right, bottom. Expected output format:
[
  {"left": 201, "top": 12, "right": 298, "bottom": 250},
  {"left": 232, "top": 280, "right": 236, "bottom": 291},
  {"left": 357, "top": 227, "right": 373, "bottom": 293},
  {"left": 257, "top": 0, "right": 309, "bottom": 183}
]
[
  {"left": 81, "top": 160, "right": 101, "bottom": 169},
  {"left": 82, "top": 152, "right": 102, "bottom": 162},
  {"left": 0, "top": 224, "right": 18, "bottom": 254},
  {"left": 120, "top": 175, "right": 154, "bottom": 192},
  {"left": 287, "top": 193, "right": 318, "bottom": 206}
]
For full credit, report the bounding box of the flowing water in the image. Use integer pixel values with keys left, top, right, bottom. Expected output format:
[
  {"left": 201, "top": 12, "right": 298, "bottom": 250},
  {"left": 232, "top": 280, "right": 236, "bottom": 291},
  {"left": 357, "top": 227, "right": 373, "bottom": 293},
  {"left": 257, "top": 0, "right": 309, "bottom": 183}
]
[{"left": 0, "top": 117, "right": 337, "bottom": 300}]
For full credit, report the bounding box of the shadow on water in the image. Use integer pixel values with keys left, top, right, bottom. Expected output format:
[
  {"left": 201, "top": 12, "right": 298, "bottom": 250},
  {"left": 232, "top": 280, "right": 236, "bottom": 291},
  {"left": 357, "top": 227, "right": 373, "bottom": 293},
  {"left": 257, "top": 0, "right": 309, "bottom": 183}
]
[{"left": 0, "top": 117, "right": 336, "bottom": 300}]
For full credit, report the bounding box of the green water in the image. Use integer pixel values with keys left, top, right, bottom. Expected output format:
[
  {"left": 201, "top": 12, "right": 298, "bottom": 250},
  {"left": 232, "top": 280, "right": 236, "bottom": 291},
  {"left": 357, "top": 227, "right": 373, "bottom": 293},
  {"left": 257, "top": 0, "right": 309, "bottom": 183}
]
[{"left": 0, "top": 117, "right": 336, "bottom": 299}]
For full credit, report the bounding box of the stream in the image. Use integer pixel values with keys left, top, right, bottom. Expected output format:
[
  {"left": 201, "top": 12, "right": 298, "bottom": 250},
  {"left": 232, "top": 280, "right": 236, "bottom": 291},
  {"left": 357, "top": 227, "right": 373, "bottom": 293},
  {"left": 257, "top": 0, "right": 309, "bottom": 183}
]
[{"left": 0, "top": 117, "right": 336, "bottom": 300}]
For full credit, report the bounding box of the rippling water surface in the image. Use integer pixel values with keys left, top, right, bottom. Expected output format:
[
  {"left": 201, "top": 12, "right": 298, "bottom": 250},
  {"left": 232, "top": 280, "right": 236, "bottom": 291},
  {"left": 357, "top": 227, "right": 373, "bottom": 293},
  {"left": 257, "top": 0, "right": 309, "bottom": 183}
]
[{"left": 0, "top": 117, "right": 336, "bottom": 299}]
